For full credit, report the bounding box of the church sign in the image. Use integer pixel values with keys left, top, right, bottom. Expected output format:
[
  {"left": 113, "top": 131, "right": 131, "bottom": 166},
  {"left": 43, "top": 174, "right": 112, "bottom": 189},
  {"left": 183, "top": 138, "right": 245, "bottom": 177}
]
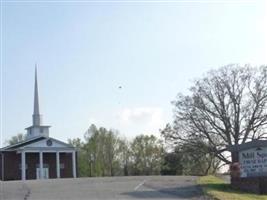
[
  {"left": 239, "top": 147, "right": 267, "bottom": 177},
  {"left": 228, "top": 140, "right": 267, "bottom": 194}
]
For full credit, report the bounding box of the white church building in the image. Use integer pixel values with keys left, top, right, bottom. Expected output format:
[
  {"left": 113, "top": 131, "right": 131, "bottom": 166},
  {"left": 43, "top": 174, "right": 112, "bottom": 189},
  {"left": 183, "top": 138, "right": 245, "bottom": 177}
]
[{"left": 0, "top": 67, "right": 77, "bottom": 181}]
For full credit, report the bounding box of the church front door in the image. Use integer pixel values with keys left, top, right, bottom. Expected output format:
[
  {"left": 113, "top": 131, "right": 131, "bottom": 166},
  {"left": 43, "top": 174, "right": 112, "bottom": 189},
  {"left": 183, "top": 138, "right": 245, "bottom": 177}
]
[{"left": 36, "top": 167, "right": 49, "bottom": 179}]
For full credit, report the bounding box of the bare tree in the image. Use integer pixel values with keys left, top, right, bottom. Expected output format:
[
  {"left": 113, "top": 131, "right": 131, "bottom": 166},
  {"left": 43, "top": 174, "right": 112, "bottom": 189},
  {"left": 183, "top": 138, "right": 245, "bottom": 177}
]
[{"left": 162, "top": 65, "right": 267, "bottom": 163}]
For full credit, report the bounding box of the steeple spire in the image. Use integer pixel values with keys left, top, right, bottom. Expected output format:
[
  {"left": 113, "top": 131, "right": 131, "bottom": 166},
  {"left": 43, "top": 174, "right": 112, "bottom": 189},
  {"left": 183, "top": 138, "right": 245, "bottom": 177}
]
[
  {"left": 26, "top": 64, "right": 50, "bottom": 140},
  {"left": 34, "top": 65, "right": 40, "bottom": 115},
  {"left": 32, "top": 64, "right": 42, "bottom": 126}
]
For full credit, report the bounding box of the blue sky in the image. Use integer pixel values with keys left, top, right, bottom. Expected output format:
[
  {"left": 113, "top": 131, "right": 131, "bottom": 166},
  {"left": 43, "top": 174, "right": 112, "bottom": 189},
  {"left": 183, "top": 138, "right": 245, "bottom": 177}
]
[{"left": 1, "top": 0, "right": 267, "bottom": 146}]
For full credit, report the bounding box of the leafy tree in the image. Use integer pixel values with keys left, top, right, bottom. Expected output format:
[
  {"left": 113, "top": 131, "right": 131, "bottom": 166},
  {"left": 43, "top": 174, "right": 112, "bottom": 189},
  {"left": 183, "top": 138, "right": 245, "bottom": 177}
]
[
  {"left": 83, "top": 124, "right": 123, "bottom": 177},
  {"left": 179, "top": 138, "right": 221, "bottom": 175},
  {"left": 118, "top": 138, "right": 131, "bottom": 176},
  {"left": 130, "top": 134, "right": 163, "bottom": 175},
  {"left": 161, "top": 150, "right": 183, "bottom": 175},
  {"left": 68, "top": 138, "right": 83, "bottom": 148},
  {"left": 68, "top": 138, "right": 90, "bottom": 177},
  {"left": 6, "top": 133, "right": 25, "bottom": 145},
  {"left": 161, "top": 138, "right": 220, "bottom": 176},
  {"left": 69, "top": 125, "right": 166, "bottom": 177},
  {"left": 84, "top": 125, "right": 104, "bottom": 176},
  {"left": 162, "top": 65, "right": 267, "bottom": 163},
  {"left": 103, "top": 129, "right": 121, "bottom": 176}
]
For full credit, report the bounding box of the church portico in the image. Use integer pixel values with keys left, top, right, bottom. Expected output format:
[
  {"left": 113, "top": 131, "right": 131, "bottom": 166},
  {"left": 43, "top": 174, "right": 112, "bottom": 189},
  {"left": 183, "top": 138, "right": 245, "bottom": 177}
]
[
  {"left": 20, "top": 149, "right": 76, "bottom": 180},
  {"left": 0, "top": 66, "right": 77, "bottom": 181},
  {"left": 1, "top": 139, "right": 77, "bottom": 181}
]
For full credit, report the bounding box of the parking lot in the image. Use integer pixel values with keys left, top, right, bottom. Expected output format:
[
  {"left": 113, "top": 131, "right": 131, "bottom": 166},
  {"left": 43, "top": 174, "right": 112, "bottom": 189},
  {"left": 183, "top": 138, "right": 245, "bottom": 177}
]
[{"left": 0, "top": 176, "right": 205, "bottom": 200}]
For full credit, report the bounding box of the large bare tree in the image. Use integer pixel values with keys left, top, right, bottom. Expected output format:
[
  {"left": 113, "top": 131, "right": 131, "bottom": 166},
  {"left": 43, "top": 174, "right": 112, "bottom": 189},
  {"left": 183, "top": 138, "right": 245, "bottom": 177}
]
[{"left": 162, "top": 65, "right": 267, "bottom": 163}]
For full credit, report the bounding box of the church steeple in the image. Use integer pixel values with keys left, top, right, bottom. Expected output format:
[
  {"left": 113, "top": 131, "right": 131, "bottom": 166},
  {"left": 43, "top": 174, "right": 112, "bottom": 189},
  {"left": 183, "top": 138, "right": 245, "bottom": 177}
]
[
  {"left": 34, "top": 66, "right": 40, "bottom": 116},
  {"left": 26, "top": 65, "right": 50, "bottom": 140},
  {"left": 32, "top": 65, "right": 42, "bottom": 126}
]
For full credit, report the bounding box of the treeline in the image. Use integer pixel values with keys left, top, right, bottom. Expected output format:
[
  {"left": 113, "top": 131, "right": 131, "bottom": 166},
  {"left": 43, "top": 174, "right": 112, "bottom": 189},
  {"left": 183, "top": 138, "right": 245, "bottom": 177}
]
[
  {"left": 68, "top": 124, "right": 163, "bottom": 177},
  {"left": 68, "top": 124, "right": 220, "bottom": 177},
  {"left": 161, "top": 138, "right": 221, "bottom": 176}
]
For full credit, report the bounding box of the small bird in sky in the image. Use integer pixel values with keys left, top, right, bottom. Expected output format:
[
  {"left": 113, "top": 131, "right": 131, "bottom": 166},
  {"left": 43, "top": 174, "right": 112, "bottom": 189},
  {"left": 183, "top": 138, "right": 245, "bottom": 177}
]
[{"left": 118, "top": 86, "right": 122, "bottom": 89}]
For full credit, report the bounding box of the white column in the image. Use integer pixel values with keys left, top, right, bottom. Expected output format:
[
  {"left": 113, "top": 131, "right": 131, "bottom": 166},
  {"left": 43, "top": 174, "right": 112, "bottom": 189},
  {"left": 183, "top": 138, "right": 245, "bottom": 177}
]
[
  {"left": 39, "top": 151, "right": 43, "bottom": 179},
  {"left": 72, "top": 151, "right": 76, "bottom": 178},
  {"left": 21, "top": 151, "right": 26, "bottom": 181},
  {"left": 56, "top": 152, "right": 60, "bottom": 178}
]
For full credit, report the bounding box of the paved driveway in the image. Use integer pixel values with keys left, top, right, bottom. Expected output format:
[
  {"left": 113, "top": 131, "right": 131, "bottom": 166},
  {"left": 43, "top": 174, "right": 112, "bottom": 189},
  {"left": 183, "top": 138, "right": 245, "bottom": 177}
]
[{"left": 0, "top": 176, "right": 205, "bottom": 200}]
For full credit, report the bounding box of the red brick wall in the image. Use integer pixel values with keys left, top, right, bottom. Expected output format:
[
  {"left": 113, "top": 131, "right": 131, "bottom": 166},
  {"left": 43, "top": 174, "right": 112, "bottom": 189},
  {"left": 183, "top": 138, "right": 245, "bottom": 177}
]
[
  {"left": 0, "top": 153, "right": 2, "bottom": 180},
  {"left": 231, "top": 177, "right": 267, "bottom": 194},
  {"left": 44, "top": 153, "right": 57, "bottom": 179},
  {"left": 1, "top": 151, "right": 75, "bottom": 181},
  {"left": 60, "top": 152, "right": 73, "bottom": 178},
  {"left": 26, "top": 153, "right": 38, "bottom": 179},
  {"left": 260, "top": 177, "right": 267, "bottom": 194},
  {"left": 3, "top": 152, "right": 21, "bottom": 180}
]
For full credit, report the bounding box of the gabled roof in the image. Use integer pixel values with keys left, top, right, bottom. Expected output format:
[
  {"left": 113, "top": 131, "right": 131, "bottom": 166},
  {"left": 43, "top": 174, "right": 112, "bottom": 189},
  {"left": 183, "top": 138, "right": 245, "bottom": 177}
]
[
  {"left": 1, "top": 136, "right": 45, "bottom": 151},
  {"left": 0, "top": 136, "right": 74, "bottom": 151},
  {"left": 227, "top": 139, "right": 267, "bottom": 152}
]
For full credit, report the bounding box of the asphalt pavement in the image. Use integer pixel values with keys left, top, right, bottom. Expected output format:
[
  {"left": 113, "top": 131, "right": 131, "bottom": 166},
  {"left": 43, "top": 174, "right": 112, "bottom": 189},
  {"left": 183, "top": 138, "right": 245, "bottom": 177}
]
[{"left": 0, "top": 176, "right": 205, "bottom": 200}]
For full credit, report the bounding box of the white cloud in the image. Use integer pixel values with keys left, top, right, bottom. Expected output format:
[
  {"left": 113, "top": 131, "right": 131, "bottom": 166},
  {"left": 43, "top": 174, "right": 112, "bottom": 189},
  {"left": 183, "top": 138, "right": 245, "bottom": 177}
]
[{"left": 117, "top": 107, "right": 166, "bottom": 136}]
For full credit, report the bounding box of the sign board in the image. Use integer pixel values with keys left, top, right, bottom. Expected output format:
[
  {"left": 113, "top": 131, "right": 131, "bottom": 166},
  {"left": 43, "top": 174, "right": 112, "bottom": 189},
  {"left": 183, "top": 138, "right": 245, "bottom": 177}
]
[{"left": 239, "top": 147, "right": 267, "bottom": 177}]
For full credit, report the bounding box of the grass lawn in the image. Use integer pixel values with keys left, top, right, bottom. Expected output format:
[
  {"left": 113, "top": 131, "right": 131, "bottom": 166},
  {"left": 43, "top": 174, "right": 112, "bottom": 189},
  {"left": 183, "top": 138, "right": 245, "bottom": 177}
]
[{"left": 197, "top": 175, "right": 267, "bottom": 200}]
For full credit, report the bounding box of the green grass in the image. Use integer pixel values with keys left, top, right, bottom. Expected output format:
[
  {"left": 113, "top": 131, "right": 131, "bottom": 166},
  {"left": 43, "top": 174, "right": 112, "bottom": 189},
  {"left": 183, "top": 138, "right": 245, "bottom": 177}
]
[{"left": 197, "top": 176, "right": 267, "bottom": 200}]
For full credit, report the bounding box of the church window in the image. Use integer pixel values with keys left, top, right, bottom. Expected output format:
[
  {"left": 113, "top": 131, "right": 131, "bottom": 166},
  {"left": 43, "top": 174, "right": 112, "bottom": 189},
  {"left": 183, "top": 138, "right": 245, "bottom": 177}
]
[
  {"left": 36, "top": 164, "right": 49, "bottom": 168},
  {"left": 60, "top": 163, "right": 65, "bottom": 169},
  {"left": 46, "top": 139, "right": 53, "bottom": 146},
  {"left": 19, "top": 164, "right": 28, "bottom": 170}
]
